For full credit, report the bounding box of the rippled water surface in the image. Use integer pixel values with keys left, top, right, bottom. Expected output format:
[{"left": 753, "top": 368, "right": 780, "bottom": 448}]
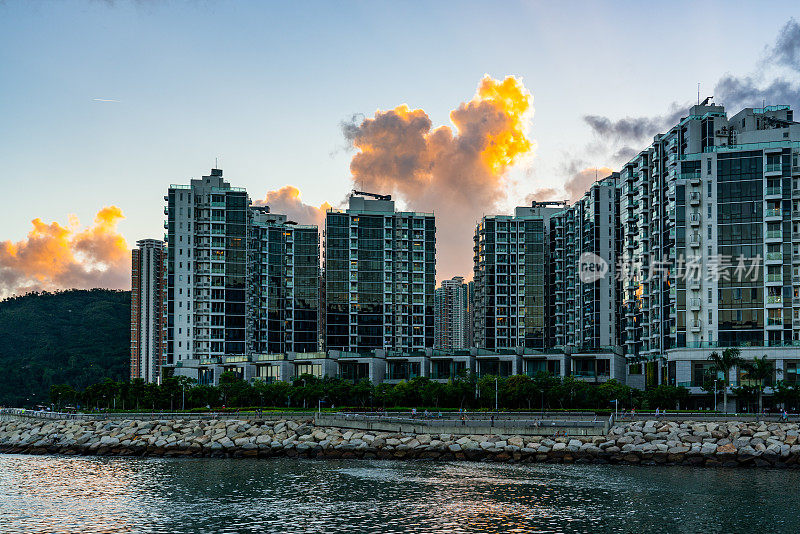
[{"left": 1, "top": 454, "right": 798, "bottom": 533}]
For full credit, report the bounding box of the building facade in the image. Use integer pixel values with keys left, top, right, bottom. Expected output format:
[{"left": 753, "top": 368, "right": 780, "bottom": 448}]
[
  {"left": 249, "top": 206, "right": 320, "bottom": 355},
  {"left": 473, "top": 202, "right": 565, "bottom": 351},
  {"left": 618, "top": 103, "right": 800, "bottom": 401},
  {"left": 324, "top": 192, "right": 436, "bottom": 353},
  {"left": 434, "top": 276, "right": 470, "bottom": 350},
  {"left": 161, "top": 169, "right": 320, "bottom": 384},
  {"left": 130, "top": 239, "right": 165, "bottom": 383},
  {"left": 164, "top": 169, "right": 250, "bottom": 375}
]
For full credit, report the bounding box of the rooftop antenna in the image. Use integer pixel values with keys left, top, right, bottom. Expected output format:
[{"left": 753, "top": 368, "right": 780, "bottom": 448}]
[
  {"left": 215, "top": 156, "right": 218, "bottom": 169},
  {"left": 697, "top": 83, "right": 700, "bottom": 105}
]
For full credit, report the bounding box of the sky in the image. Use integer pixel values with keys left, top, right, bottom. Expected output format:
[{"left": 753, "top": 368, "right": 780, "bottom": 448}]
[{"left": 2, "top": 0, "right": 800, "bottom": 295}]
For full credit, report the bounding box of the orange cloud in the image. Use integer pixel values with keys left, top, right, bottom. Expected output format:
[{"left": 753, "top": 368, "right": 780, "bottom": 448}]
[
  {"left": 344, "top": 75, "right": 535, "bottom": 281},
  {"left": 253, "top": 186, "right": 331, "bottom": 229},
  {"left": 565, "top": 166, "right": 613, "bottom": 203},
  {"left": 0, "top": 207, "right": 131, "bottom": 297}
]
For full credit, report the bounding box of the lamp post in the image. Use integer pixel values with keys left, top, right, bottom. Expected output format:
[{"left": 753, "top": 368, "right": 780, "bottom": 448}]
[{"left": 713, "top": 380, "right": 718, "bottom": 412}]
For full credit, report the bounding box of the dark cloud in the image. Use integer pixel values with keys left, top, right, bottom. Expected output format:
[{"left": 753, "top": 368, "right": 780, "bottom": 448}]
[
  {"left": 771, "top": 19, "right": 800, "bottom": 71},
  {"left": 715, "top": 75, "right": 800, "bottom": 111},
  {"left": 612, "top": 146, "right": 638, "bottom": 162},
  {"left": 583, "top": 105, "right": 686, "bottom": 144},
  {"left": 716, "top": 19, "right": 800, "bottom": 110}
]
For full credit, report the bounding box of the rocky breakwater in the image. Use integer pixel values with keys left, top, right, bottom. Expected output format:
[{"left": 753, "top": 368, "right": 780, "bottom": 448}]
[{"left": 2, "top": 417, "right": 800, "bottom": 467}]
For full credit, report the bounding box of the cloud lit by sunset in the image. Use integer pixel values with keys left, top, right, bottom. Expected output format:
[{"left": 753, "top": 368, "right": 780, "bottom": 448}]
[
  {"left": 0, "top": 207, "right": 131, "bottom": 297},
  {"left": 344, "top": 74, "right": 535, "bottom": 281},
  {"left": 254, "top": 185, "right": 332, "bottom": 230}
]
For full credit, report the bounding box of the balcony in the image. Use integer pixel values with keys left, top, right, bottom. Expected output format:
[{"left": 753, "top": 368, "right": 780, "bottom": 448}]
[
  {"left": 766, "top": 186, "right": 782, "bottom": 198},
  {"left": 767, "top": 295, "right": 783, "bottom": 305},
  {"left": 689, "top": 192, "right": 701, "bottom": 206},
  {"left": 765, "top": 163, "right": 782, "bottom": 174},
  {"left": 766, "top": 230, "right": 783, "bottom": 241},
  {"left": 689, "top": 213, "right": 701, "bottom": 226},
  {"left": 766, "top": 274, "right": 783, "bottom": 284},
  {"left": 765, "top": 208, "right": 782, "bottom": 219},
  {"left": 766, "top": 251, "right": 783, "bottom": 262},
  {"left": 689, "top": 298, "right": 701, "bottom": 311},
  {"left": 688, "top": 234, "right": 701, "bottom": 247},
  {"left": 690, "top": 321, "right": 702, "bottom": 333}
]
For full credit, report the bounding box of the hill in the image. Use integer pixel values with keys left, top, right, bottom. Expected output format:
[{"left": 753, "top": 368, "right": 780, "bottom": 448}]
[{"left": 0, "top": 289, "right": 130, "bottom": 407}]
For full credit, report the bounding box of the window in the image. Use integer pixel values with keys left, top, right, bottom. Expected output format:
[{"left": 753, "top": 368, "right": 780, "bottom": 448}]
[
  {"left": 707, "top": 159, "right": 712, "bottom": 174},
  {"left": 707, "top": 182, "right": 712, "bottom": 197},
  {"left": 708, "top": 204, "right": 712, "bottom": 218}
]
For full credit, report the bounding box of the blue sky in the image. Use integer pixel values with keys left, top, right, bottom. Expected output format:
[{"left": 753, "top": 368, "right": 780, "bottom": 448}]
[{"left": 1, "top": 0, "right": 798, "bottom": 279}]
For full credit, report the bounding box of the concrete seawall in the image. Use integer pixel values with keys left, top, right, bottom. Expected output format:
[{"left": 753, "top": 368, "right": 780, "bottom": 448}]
[{"left": 2, "top": 413, "right": 800, "bottom": 467}]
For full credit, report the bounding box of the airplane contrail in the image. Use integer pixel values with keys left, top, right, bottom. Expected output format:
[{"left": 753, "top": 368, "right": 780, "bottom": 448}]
[{"left": 92, "top": 98, "right": 120, "bottom": 103}]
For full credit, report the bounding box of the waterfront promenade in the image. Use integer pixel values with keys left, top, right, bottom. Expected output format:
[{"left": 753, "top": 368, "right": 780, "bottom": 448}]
[{"left": 2, "top": 408, "right": 800, "bottom": 467}]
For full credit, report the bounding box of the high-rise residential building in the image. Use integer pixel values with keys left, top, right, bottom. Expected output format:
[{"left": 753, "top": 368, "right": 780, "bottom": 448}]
[
  {"left": 164, "top": 169, "right": 250, "bottom": 378},
  {"left": 466, "top": 280, "right": 475, "bottom": 346},
  {"left": 473, "top": 202, "right": 566, "bottom": 350},
  {"left": 324, "top": 192, "right": 436, "bottom": 353},
  {"left": 434, "top": 276, "right": 470, "bottom": 350},
  {"left": 162, "top": 169, "right": 321, "bottom": 384},
  {"left": 130, "top": 239, "right": 165, "bottom": 383},
  {"left": 249, "top": 206, "right": 320, "bottom": 354},
  {"left": 619, "top": 102, "right": 800, "bottom": 397},
  {"left": 548, "top": 174, "right": 622, "bottom": 351}
]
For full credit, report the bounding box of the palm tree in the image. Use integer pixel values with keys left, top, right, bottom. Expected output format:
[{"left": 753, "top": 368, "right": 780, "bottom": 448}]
[
  {"left": 708, "top": 347, "right": 743, "bottom": 413},
  {"left": 741, "top": 355, "right": 781, "bottom": 414}
]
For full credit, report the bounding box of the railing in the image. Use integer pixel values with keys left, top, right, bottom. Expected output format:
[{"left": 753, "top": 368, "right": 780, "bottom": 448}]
[
  {"left": 765, "top": 208, "right": 782, "bottom": 218},
  {"left": 766, "top": 163, "right": 782, "bottom": 173},
  {"left": 766, "top": 186, "right": 782, "bottom": 196},
  {"left": 0, "top": 408, "right": 314, "bottom": 421}
]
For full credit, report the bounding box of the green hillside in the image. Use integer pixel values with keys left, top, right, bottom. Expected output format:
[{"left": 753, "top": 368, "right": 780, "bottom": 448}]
[{"left": 0, "top": 289, "right": 130, "bottom": 407}]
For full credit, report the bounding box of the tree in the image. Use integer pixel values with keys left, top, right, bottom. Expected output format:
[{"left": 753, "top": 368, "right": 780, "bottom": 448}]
[
  {"left": 773, "top": 381, "right": 800, "bottom": 412},
  {"left": 48, "top": 383, "right": 77, "bottom": 410},
  {"left": 448, "top": 370, "right": 477, "bottom": 409},
  {"left": 740, "top": 355, "right": 781, "bottom": 414},
  {"left": 708, "top": 347, "right": 743, "bottom": 413},
  {"left": 644, "top": 384, "right": 689, "bottom": 410}
]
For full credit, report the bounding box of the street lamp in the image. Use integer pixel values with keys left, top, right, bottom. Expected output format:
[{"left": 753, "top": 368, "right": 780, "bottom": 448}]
[{"left": 713, "top": 380, "right": 719, "bottom": 412}]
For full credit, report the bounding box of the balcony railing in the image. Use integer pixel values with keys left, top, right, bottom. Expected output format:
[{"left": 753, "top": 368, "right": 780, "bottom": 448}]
[
  {"left": 766, "top": 230, "right": 783, "bottom": 239},
  {"left": 766, "top": 163, "right": 782, "bottom": 173}
]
